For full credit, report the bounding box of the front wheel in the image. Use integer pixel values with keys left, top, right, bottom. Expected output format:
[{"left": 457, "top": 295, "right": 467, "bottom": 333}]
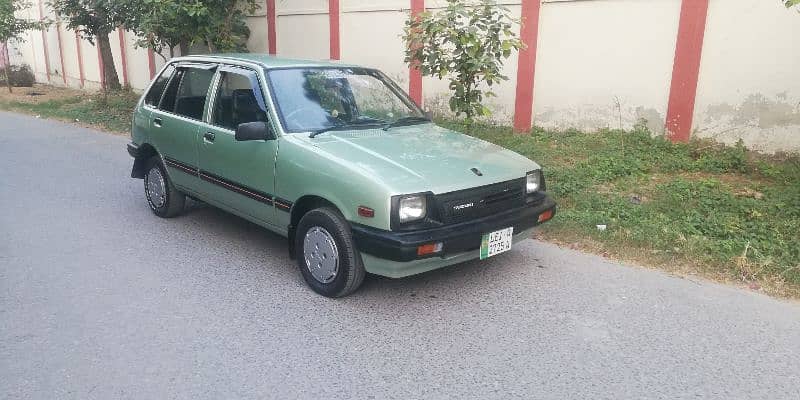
[
  {"left": 295, "top": 207, "right": 366, "bottom": 297},
  {"left": 144, "top": 157, "right": 186, "bottom": 218}
]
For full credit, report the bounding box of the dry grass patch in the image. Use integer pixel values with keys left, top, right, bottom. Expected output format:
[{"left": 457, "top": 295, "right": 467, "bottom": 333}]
[{"left": 0, "top": 84, "right": 138, "bottom": 134}]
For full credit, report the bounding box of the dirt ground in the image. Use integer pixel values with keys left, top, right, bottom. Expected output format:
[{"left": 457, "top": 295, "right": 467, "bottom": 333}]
[{"left": 0, "top": 84, "right": 91, "bottom": 104}]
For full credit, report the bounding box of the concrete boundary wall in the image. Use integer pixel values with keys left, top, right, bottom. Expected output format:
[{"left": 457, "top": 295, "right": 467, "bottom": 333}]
[{"left": 12, "top": 0, "right": 800, "bottom": 153}]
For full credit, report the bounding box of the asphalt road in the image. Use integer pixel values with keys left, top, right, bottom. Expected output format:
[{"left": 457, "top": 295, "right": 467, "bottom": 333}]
[{"left": 1, "top": 111, "right": 799, "bottom": 400}]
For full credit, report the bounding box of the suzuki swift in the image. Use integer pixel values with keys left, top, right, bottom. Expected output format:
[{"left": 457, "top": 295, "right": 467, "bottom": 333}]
[{"left": 127, "top": 54, "right": 556, "bottom": 297}]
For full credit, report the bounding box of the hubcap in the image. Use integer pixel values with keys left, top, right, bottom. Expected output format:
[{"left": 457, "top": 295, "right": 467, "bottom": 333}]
[
  {"left": 146, "top": 167, "right": 166, "bottom": 208},
  {"left": 303, "top": 226, "right": 339, "bottom": 284}
]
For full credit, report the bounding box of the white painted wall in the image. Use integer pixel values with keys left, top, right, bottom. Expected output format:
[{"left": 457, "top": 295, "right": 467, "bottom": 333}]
[
  {"left": 10, "top": 0, "right": 800, "bottom": 152},
  {"left": 58, "top": 24, "right": 82, "bottom": 88},
  {"left": 694, "top": 0, "right": 800, "bottom": 153},
  {"left": 108, "top": 31, "right": 124, "bottom": 85},
  {"left": 44, "top": 21, "right": 62, "bottom": 81},
  {"left": 12, "top": 2, "right": 153, "bottom": 91},
  {"left": 340, "top": 1, "right": 411, "bottom": 96},
  {"left": 78, "top": 37, "right": 101, "bottom": 90},
  {"left": 534, "top": 0, "right": 681, "bottom": 133},
  {"left": 125, "top": 33, "right": 154, "bottom": 91},
  {"left": 276, "top": 0, "right": 330, "bottom": 59},
  {"left": 18, "top": 5, "right": 47, "bottom": 83},
  {"left": 246, "top": 13, "right": 270, "bottom": 54}
]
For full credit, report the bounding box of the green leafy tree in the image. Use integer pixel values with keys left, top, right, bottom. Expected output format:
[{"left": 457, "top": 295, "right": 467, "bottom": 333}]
[
  {"left": 49, "top": 0, "right": 127, "bottom": 90},
  {"left": 403, "top": 0, "right": 522, "bottom": 122},
  {"left": 122, "top": 0, "right": 258, "bottom": 58},
  {"left": 120, "top": 0, "right": 201, "bottom": 59},
  {"left": 784, "top": 0, "right": 800, "bottom": 9},
  {"left": 201, "top": 0, "right": 258, "bottom": 53},
  {"left": 0, "top": 0, "right": 48, "bottom": 92}
]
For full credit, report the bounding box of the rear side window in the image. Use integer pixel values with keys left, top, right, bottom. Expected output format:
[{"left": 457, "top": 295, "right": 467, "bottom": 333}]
[
  {"left": 211, "top": 71, "right": 267, "bottom": 130},
  {"left": 159, "top": 66, "right": 215, "bottom": 120},
  {"left": 159, "top": 69, "right": 184, "bottom": 113},
  {"left": 175, "top": 68, "right": 215, "bottom": 120},
  {"left": 144, "top": 64, "right": 175, "bottom": 107}
]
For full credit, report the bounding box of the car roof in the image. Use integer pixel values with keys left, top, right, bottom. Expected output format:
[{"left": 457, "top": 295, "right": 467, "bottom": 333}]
[{"left": 181, "top": 53, "right": 361, "bottom": 69}]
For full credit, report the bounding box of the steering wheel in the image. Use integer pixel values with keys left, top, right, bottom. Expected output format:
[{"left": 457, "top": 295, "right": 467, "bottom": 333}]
[{"left": 284, "top": 106, "right": 329, "bottom": 131}]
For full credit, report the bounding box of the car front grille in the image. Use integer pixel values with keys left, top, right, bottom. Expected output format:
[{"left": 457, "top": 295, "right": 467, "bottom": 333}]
[{"left": 435, "top": 178, "right": 526, "bottom": 224}]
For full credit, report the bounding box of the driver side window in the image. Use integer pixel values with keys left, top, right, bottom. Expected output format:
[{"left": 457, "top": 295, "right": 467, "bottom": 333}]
[{"left": 211, "top": 71, "right": 267, "bottom": 131}]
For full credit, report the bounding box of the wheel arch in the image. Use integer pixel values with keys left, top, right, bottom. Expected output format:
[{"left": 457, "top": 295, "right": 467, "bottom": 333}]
[
  {"left": 131, "top": 143, "right": 159, "bottom": 178},
  {"left": 287, "top": 195, "right": 343, "bottom": 258}
]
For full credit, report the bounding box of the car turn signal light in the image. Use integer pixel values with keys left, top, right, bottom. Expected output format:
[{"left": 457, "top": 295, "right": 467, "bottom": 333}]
[
  {"left": 417, "top": 242, "right": 443, "bottom": 256},
  {"left": 538, "top": 209, "right": 553, "bottom": 223},
  {"left": 358, "top": 206, "right": 375, "bottom": 218}
]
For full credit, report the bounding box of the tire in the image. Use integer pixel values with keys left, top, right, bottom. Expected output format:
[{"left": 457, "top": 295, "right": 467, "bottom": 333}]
[
  {"left": 143, "top": 156, "right": 186, "bottom": 218},
  {"left": 295, "top": 207, "right": 366, "bottom": 297}
]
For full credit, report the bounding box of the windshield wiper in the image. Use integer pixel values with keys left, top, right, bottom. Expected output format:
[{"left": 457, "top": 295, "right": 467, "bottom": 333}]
[
  {"left": 309, "top": 121, "right": 384, "bottom": 138},
  {"left": 382, "top": 116, "right": 431, "bottom": 131}
]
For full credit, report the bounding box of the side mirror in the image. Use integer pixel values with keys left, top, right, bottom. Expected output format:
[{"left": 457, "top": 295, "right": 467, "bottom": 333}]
[{"left": 235, "top": 121, "right": 276, "bottom": 141}]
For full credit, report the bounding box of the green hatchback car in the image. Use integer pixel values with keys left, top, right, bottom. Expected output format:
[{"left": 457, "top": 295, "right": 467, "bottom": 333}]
[{"left": 127, "top": 54, "right": 556, "bottom": 297}]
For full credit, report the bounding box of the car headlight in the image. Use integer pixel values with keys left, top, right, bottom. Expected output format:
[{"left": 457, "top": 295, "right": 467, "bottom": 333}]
[
  {"left": 526, "top": 170, "right": 541, "bottom": 193},
  {"left": 398, "top": 195, "right": 427, "bottom": 223}
]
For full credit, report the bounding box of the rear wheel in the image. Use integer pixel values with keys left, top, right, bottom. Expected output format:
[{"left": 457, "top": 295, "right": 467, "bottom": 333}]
[
  {"left": 144, "top": 157, "right": 185, "bottom": 218},
  {"left": 295, "top": 207, "right": 365, "bottom": 297}
]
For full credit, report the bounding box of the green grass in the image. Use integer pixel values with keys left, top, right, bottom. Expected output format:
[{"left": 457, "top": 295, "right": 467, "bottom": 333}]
[
  {"left": 440, "top": 120, "right": 800, "bottom": 297},
  {"left": 0, "top": 90, "right": 139, "bottom": 133},
  {"left": 2, "top": 87, "right": 798, "bottom": 296}
]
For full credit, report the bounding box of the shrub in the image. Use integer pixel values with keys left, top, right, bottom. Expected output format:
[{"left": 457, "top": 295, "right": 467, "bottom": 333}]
[
  {"left": 403, "top": 0, "right": 522, "bottom": 122},
  {"left": 0, "top": 64, "right": 36, "bottom": 87}
]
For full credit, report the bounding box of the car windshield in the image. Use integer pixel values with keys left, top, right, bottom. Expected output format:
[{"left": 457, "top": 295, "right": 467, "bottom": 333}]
[{"left": 267, "top": 67, "right": 425, "bottom": 133}]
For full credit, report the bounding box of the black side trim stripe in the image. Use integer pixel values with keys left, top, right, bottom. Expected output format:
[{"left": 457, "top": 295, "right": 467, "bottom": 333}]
[
  {"left": 162, "top": 156, "right": 293, "bottom": 211},
  {"left": 274, "top": 197, "right": 292, "bottom": 211},
  {"left": 198, "top": 170, "right": 274, "bottom": 206},
  {"left": 164, "top": 156, "right": 198, "bottom": 176}
]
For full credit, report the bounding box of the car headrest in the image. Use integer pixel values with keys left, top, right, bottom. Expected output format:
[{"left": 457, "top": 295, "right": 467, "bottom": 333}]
[{"left": 232, "top": 89, "right": 265, "bottom": 125}]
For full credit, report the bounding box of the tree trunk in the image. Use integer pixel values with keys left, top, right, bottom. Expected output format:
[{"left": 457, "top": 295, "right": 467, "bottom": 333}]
[
  {"left": 96, "top": 34, "right": 121, "bottom": 91},
  {"left": 205, "top": 36, "right": 217, "bottom": 53},
  {"left": 179, "top": 40, "right": 189, "bottom": 56},
  {"left": 3, "top": 68, "right": 11, "bottom": 94},
  {"left": 3, "top": 42, "right": 11, "bottom": 93}
]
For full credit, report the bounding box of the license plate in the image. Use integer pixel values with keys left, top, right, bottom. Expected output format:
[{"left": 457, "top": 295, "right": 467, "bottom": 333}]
[{"left": 480, "top": 227, "right": 514, "bottom": 260}]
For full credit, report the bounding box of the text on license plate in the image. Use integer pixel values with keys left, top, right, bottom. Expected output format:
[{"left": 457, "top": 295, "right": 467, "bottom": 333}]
[{"left": 480, "top": 227, "right": 514, "bottom": 260}]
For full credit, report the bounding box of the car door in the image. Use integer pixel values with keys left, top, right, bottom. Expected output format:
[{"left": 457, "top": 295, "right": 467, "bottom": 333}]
[
  {"left": 197, "top": 66, "right": 280, "bottom": 227},
  {"left": 149, "top": 63, "right": 216, "bottom": 192}
]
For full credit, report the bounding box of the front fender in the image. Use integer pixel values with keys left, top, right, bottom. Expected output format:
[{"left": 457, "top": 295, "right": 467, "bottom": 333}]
[{"left": 275, "top": 136, "right": 392, "bottom": 230}]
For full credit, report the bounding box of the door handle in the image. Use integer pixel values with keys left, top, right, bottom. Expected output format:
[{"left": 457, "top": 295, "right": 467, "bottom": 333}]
[
  {"left": 203, "top": 132, "right": 216, "bottom": 143},
  {"left": 153, "top": 118, "right": 162, "bottom": 128}
]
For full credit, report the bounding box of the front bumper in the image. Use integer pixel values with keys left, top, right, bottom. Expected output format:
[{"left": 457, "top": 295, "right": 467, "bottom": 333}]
[{"left": 351, "top": 194, "right": 556, "bottom": 263}]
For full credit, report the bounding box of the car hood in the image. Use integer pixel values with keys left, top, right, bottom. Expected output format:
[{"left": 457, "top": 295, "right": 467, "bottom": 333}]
[{"left": 298, "top": 123, "right": 540, "bottom": 194}]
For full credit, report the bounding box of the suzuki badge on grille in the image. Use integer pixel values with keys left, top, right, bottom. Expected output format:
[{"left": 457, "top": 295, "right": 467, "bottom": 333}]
[{"left": 453, "top": 202, "right": 474, "bottom": 210}]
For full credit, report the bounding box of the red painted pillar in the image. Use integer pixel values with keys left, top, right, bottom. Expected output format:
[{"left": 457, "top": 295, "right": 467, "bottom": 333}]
[
  {"left": 512, "top": 0, "right": 542, "bottom": 133},
  {"left": 55, "top": 22, "right": 67, "bottom": 85},
  {"left": 117, "top": 28, "right": 129, "bottom": 86},
  {"left": 266, "top": 0, "right": 277, "bottom": 54},
  {"left": 147, "top": 49, "right": 156, "bottom": 79},
  {"left": 75, "top": 31, "right": 85, "bottom": 88},
  {"left": 329, "top": 0, "right": 340, "bottom": 60},
  {"left": 37, "top": 0, "right": 52, "bottom": 82},
  {"left": 408, "top": 0, "right": 424, "bottom": 107},
  {"left": 665, "top": 0, "right": 709, "bottom": 142}
]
